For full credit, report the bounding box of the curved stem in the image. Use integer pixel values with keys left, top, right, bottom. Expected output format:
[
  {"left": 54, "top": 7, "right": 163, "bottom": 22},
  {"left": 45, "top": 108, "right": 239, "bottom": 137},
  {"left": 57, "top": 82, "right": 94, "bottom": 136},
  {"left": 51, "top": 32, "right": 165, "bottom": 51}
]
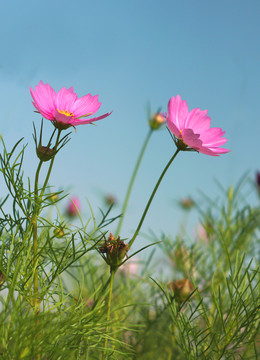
[
  {"left": 115, "top": 129, "right": 153, "bottom": 237},
  {"left": 129, "top": 148, "right": 180, "bottom": 248},
  {"left": 103, "top": 269, "right": 116, "bottom": 359}
]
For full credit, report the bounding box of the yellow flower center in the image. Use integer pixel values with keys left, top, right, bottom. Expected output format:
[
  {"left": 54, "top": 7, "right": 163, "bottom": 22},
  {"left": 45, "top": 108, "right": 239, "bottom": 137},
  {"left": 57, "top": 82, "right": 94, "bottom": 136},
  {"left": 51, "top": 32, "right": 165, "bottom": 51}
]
[{"left": 57, "top": 109, "right": 74, "bottom": 117}]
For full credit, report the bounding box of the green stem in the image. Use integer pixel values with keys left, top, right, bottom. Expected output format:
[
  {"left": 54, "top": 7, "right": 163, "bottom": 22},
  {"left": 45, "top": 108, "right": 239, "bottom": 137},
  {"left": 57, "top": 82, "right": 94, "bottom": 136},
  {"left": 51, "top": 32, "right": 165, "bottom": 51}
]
[
  {"left": 115, "top": 129, "right": 153, "bottom": 237},
  {"left": 103, "top": 269, "right": 116, "bottom": 359},
  {"left": 129, "top": 148, "right": 180, "bottom": 248},
  {"left": 40, "top": 129, "right": 62, "bottom": 199},
  {"left": 32, "top": 160, "right": 43, "bottom": 313},
  {"left": 32, "top": 129, "right": 63, "bottom": 358},
  {"left": 32, "top": 129, "right": 62, "bottom": 313},
  {"left": 92, "top": 277, "right": 111, "bottom": 310}
]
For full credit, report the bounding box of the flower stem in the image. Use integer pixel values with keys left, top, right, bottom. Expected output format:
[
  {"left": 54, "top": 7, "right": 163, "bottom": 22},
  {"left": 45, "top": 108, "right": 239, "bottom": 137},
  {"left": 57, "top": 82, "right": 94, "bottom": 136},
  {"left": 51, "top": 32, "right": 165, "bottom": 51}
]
[
  {"left": 31, "top": 129, "right": 63, "bottom": 358},
  {"left": 115, "top": 129, "right": 153, "bottom": 237},
  {"left": 103, "top": 269, "right": 116, "bottom": 359},
  {"left": 32, "top": 129, "right": 62, "bottom": 311},
  {"left": 129, "top": 148, "right": 180, "bottom": 248},
  {"left": 40, "top": 129, "right": 62, "bottom": 198},
  {"left": 32, "top": 159, "right": 43, "bottom": 360},
  {"left": 32, "top": 160, "right": 43, "bottom": 314}
]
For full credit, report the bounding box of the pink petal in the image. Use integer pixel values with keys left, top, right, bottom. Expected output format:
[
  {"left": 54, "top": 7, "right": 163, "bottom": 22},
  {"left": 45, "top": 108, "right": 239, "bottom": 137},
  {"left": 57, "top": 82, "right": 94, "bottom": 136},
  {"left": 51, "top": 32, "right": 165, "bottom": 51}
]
[
  {"left": 197, "top": 147, "right": 220, "bottom": 156},
  {"left": 208, "top": 147, "right": 230, "bottom": 154},
  {"left": 166, "top": 113, "right": 181, "bottom": 138},
  {"left": 167, "top": 95, "right": 189, "bottom": 131},
  {"left": 72, "top": 111, "right": 112, "bottom": 126},
  {"left": 185, "top": 109, "right": 211, "bottom": 133},
  {"left": 32, "top": 101, "right": 54, "bottom": 120},
  {"left": 56, "top": 87, "right": 78, "bottom": 113},
  {"left": 198, "top": 145, "right": 230, "bottom": 156},
  {"left": 30, "top": 81, "right": 57, "bottom": 119},
  {"left": 200, "top": 127, "right": 226, "bottom": 143},
  {"left": 203, "top": 137, "right": 228, "bottom": 147},
  {"left": 72, "top": 94, "right": 101, "bottom": 118},
  {"left": 54, "top": 110, "right": 74, "bottom": 124},
  {"left": 182, "top": 128, "right": 203, "bottom": 148}
]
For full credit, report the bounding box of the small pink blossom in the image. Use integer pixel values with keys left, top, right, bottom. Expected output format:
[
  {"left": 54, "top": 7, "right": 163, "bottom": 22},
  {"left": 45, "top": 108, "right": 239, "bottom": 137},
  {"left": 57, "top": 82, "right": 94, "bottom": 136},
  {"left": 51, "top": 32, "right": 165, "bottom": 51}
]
[
  {"left": 66, "top": 197, "right": 80, "bottom": 217},
  {"left": 166, "top": 95, "right": 230, "bottom": 156},
  {"left": 30, "top": 81, "right": 112, "bottom": 130},
  {"left": 119, "top": 260, "right": 138, "bottom": 275},
  {"left": 195, "top": 224, "right": 208, "bottom": 243}
]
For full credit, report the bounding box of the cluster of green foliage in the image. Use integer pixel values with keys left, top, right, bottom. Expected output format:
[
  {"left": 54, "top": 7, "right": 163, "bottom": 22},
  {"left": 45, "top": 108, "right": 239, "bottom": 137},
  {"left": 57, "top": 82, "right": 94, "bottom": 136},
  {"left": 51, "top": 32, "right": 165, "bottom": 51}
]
[{"left": 0, "top": 138, "right": 259, "bottom": 359}]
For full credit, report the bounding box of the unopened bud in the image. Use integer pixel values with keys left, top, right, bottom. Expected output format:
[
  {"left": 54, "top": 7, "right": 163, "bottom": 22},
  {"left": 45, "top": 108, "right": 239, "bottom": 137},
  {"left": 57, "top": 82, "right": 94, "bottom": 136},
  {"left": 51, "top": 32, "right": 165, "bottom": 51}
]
[
  {"left": 179, "top": 197, "right": 194, "bottom": 210},
  {"left": 149, "top": 113, "right": 166, "bottom": 130},
  {"left": 49, "top": 193, "right": 58, "bottom": 203},
  {"left": 168, "top": 278, "right": 194, "bottom": 302},
  {"left": 104, "top": 194, "right": 117, "bottom": 206},
  {"left": 54, "top": 227, "right": 65, "bottom": 238},
  {"left": 37, "top": 146, "right": 55, "bottom": 162}
]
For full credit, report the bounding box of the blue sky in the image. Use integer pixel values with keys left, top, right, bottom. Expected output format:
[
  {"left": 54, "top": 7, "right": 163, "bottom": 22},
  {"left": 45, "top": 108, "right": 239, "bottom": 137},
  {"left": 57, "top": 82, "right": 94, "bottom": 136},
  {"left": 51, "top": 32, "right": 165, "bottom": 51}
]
[{"left": 1, "top": 0, "right": 260, "bottom": 252}]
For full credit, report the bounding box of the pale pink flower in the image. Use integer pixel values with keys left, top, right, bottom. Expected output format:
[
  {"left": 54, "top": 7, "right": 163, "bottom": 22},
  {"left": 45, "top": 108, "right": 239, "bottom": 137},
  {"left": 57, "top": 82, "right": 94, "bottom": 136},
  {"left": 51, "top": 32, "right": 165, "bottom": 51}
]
[
  {"left": 195, "top": 224, "right": 208, "bottom": 244},
  {"left": 66, "top": 197, "right": 80, "bottom": 217},
  {"left": 119, "top": 261, "right": 138, "bottom": 276},
  {"left": 30, "top": 81, "right": 112, "bottom": 130},
  {"left": 166, "top": 95, "right": 229, "bottom": 156}
]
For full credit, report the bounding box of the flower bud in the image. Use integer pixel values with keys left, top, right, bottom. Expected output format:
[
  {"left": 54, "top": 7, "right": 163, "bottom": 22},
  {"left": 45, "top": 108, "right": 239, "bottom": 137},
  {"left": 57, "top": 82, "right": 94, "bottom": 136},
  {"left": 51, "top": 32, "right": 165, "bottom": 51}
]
[
  {"left": 37, "top": 145, "right": 55, "bottom": 162},
  {"left": 149, "top": 112, "right": 166, "bottom": 130},
  {"left": 179, "top": 197, "right": 194, "bottom": 210},
  {"left": 168, "top": 278, "right": 194, "bottom": 302},
  {"left": 54, "top": 227, "right": 65, "bottom": 238},
  {"left": 118, "top": 260, "right": 138, "bottom": 276},
  {"left": 99, "top": 233, "right": 129, "bottom": 270},
  {"left": 49, "top": 193, "right": 58, "bottom": 203},
  {"left": 104, "top": 194, "right": 117, "bottom": 206},
  {"left": 66, "top": 197, "right": 80, "bottom": 217}
]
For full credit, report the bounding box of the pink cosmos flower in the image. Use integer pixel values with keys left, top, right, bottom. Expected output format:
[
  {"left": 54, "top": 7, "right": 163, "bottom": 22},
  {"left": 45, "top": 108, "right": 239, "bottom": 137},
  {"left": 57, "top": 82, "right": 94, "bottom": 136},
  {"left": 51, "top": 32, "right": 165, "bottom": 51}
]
[
  {"left": 166, "top": 95, "right": 229, "bottom": 156},
  {"left": 119, "top": 260, "right": 138, "bottom": 276},
  {"left": 66, "top": 197, "right": 80, "bottom": 217},
  {"left": 30, "top": 81, "right": 112, "bottom": 130}
]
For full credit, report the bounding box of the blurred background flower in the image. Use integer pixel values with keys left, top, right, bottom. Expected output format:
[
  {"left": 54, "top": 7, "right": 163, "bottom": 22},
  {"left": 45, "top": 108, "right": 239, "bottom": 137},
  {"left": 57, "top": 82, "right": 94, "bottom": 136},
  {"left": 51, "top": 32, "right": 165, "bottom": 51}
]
[{"left": 66, "top": 196, "right": 80, "bottom": 218}]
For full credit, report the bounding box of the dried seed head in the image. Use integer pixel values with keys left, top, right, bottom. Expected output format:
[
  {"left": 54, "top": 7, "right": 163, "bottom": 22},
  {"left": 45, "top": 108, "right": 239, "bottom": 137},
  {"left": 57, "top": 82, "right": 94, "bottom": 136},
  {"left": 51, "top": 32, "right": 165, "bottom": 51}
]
[{"left": 99, "top": 233, "right": 129, "bottom": 270}]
